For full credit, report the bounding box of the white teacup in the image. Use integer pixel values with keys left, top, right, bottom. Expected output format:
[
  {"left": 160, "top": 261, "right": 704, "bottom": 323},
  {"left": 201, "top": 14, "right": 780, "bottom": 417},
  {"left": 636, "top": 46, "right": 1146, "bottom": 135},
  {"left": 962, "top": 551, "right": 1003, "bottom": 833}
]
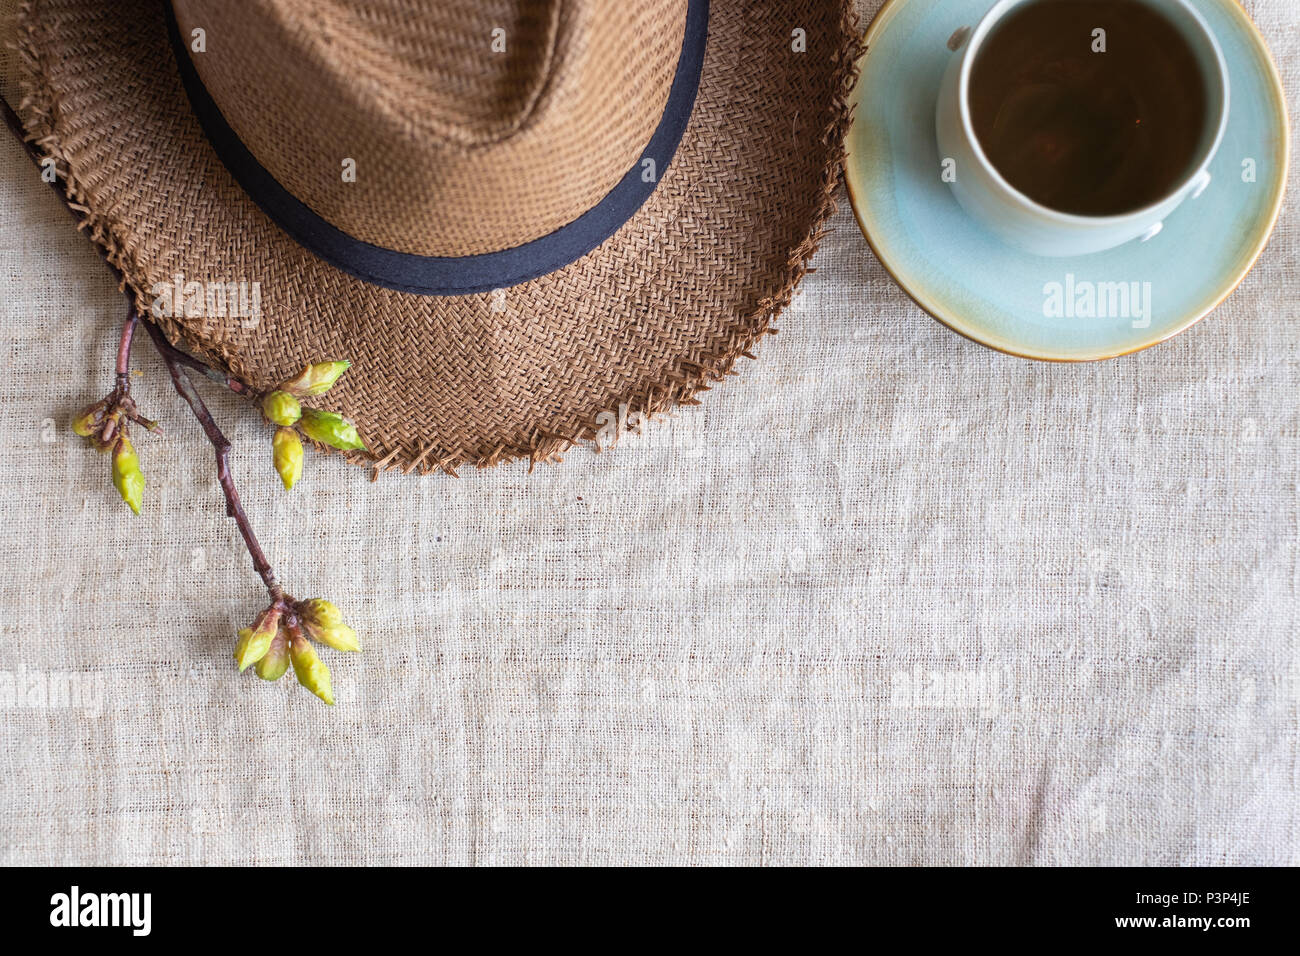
[{"left": 935, "top": 0, "right": 1230, "bottom": 258}]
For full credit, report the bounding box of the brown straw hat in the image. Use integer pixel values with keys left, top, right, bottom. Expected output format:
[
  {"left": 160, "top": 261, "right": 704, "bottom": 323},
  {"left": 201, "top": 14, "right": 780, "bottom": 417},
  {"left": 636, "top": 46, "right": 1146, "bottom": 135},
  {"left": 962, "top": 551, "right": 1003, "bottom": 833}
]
[{"left": 10, "top": 0, "right": 858, "bottom": 475}]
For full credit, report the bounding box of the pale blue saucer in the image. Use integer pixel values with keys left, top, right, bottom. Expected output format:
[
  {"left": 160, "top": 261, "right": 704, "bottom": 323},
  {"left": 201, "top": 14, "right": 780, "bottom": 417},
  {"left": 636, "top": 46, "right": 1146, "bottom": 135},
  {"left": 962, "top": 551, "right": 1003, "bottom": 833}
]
[{"left": 845, "top": 0, "right": 1289, "bottom": 361}]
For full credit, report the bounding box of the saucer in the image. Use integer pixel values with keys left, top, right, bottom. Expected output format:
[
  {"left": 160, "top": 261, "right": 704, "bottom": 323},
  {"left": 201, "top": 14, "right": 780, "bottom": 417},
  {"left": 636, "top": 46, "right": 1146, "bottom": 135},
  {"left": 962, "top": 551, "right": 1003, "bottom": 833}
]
[{"left": 845, "top": 0, "right": 1289, "bottom": 361}]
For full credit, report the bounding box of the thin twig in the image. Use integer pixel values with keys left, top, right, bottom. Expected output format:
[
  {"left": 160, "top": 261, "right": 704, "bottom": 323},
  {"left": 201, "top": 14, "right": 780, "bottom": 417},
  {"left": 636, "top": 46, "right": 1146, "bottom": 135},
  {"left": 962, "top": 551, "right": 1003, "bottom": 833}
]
[
  {"left": 115, "top": 308, "right": 138, "bottom": 391},
  {"left": 145, "top": 324, "right": 255, "bottom": 397},
  {"left": 144, "top": 320, "right": 282, "bottom": 602}
]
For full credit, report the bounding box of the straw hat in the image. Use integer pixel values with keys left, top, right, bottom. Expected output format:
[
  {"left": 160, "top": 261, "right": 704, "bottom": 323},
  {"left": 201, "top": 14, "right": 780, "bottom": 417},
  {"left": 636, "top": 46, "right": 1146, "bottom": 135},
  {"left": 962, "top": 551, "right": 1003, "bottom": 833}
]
[{"left": 10, "top": 0, "right": 858, "bottom": 474}]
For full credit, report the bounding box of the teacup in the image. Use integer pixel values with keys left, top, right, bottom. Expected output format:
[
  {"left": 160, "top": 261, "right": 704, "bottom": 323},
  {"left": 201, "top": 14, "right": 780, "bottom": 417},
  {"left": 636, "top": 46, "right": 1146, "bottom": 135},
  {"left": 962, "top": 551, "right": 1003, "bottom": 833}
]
[{"left": 935, "top": 0, "right": 1229, "bottom": 257}]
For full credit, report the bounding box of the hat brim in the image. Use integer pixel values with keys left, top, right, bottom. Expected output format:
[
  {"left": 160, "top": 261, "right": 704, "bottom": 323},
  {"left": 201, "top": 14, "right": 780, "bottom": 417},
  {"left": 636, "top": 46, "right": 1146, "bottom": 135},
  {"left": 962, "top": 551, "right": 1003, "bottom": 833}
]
[{"left": 13, "top": 0, "right": 859, "bottom": 474}]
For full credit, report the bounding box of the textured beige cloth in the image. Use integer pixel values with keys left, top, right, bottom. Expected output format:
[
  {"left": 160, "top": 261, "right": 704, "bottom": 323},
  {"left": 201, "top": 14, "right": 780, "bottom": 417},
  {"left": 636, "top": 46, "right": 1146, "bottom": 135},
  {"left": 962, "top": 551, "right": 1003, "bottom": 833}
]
[{"left": 1, "top": 0, "right": 1296, "bottom": 866}]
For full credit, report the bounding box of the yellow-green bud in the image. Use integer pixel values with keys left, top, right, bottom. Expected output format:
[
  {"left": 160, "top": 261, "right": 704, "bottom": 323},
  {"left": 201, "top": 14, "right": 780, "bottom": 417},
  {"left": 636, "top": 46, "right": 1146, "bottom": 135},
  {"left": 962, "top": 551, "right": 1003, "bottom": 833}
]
[
  {"left": 273, "top": 427, "right": 303, "bottom": 490},
  {"left": 261, "top": 390, "right": 302, "bottom": 426},
  {"left": 72, "top": 403, "right": 102, "bottom": 438},
  {"left": 255, "top": 631, "right": 290, "bottom": 682},
  {"left": 290, "top": 635, "right": 335, "bottom": 705},
  {"left": 299, "top": 598, "right": 342, "bottom": 627},
  {"left": 299, "top": 408, "right": 365, "bottom": 451},
  {"left": 234, "top": 628, "right": 254, "bottom": 666},
  {"left": 279, "top": 360, "right": 351, "bottom": 397},
  {"left": 234, "top": 606, "right": 281, "bottom": 672},
  {"left": 111, "top": 436, "right": 144, "bottom": 514},
  {"left": 299, "top": 597, "right": 359, "bottom": 652},
  {"left": 313, "top": 623, "right": 360, "bottom": 653}
]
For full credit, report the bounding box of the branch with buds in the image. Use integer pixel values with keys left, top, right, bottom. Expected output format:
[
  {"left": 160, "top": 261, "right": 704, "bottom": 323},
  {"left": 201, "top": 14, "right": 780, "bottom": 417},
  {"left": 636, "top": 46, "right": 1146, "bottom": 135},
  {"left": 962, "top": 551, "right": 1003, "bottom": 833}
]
[
  {"left": 70, "top": 309, "right": 158, "bottom": 513},
  {"left": 4, "top": 93, "right": 363, "bottom": 705}
]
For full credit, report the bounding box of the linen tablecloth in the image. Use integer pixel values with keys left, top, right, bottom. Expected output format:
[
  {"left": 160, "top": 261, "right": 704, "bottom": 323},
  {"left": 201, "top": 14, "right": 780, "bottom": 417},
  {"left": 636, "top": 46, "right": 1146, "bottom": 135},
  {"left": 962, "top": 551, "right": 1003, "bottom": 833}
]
[{"left": 1, "top": 0, "right": 1295, "bottom": 865}]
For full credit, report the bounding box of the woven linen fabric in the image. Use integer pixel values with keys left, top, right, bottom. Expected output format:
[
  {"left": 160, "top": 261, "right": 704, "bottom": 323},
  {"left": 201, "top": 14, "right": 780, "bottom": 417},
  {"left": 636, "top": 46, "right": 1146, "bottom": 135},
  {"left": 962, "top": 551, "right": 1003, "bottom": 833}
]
[{"left": 1, "top": 0, "right": 1297, "bottom": 865}]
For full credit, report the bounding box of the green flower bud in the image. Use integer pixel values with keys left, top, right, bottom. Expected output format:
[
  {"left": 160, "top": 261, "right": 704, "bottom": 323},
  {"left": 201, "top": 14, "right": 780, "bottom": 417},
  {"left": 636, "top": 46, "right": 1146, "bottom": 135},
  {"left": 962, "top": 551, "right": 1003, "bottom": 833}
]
[
  {"left": 290, "top": 635, "right": 335, "bottom": 705},
  {"left": 299, "top": 597, "right": 360, "bottom": 653},
  {"left": 299, "top": 598, "right": 342, "bottom": 627},
  {"left": 255, "top": 630, "right": 290, "bottom": 682},
  {"left": 299, "top": 408, "right": 365, "bottom": 451},
  {"left": 261, "top": 390, "right": 302, "bottom": 426},
  {"left": 313, "top": 623, "right": 360, "bottom": 653},
  {"left": 233, "top": 628, "right": 254, "bottom": 666},
  {"left": 72, "top": 402, "right": 103, "bottom": 438},
  {"left": 111, "top": 436, "right": 144, "bottom": 514},
  {"left": 279, "top": 360, "right": 351, "bottom": 397},
  {"left": 234, "top": 606, "right": 281, "bottom": 672},
  {"left": 272, "top": 427, "right": 303, "bottom": 490}
]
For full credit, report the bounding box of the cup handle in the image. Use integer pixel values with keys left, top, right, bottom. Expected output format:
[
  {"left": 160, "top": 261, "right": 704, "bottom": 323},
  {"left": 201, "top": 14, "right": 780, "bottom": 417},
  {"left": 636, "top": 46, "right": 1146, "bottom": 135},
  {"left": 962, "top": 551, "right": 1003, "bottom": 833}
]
[
  {"left": 947, "top": 27, "right": 970, "bottom": 51},
  {"left": 1190, "top": 170, "right": 1212, "bottom": 200}
]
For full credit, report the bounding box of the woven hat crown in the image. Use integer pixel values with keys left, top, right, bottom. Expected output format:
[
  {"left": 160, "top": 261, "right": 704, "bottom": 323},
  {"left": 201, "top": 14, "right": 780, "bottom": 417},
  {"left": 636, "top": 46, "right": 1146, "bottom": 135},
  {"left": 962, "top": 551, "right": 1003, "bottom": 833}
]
[{"left": 172, "top": 0, "right": 688, "bottom": 258}]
